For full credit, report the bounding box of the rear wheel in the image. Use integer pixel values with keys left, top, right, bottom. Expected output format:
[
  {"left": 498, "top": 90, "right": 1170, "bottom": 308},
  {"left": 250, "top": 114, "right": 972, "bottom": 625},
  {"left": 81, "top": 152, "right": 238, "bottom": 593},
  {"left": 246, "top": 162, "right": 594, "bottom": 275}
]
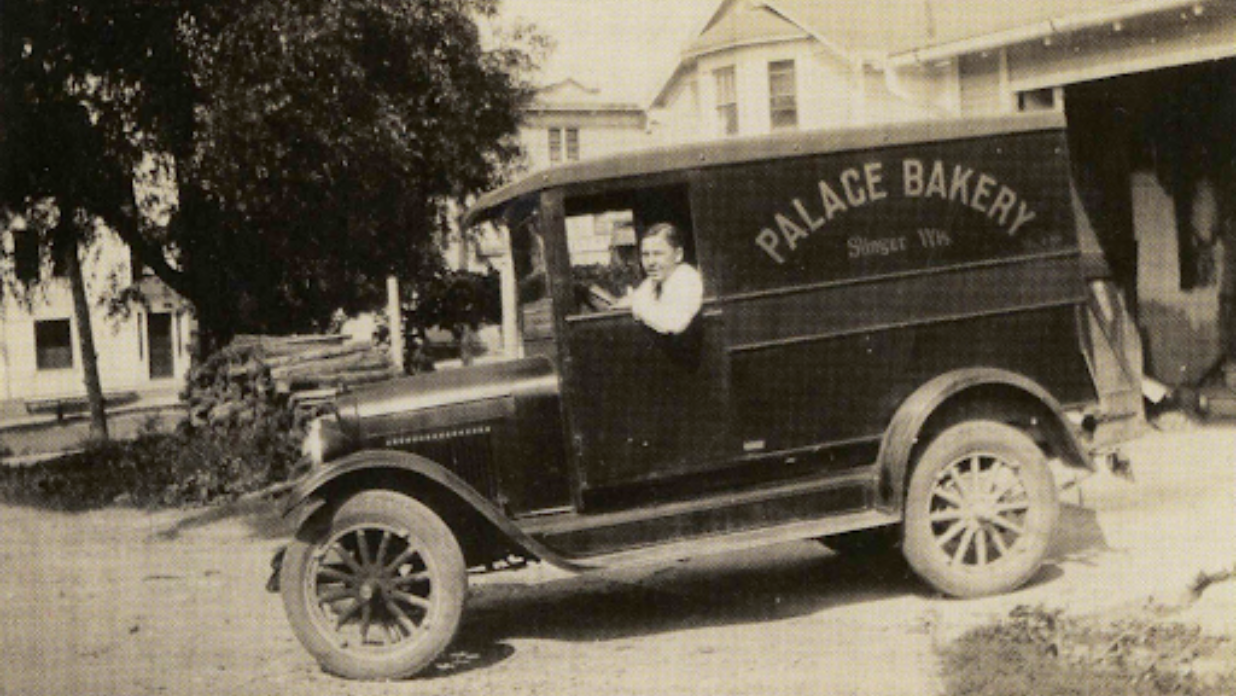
[
  {"left": 280, "top": 490, "right": 467, "bottom": 680},
  {"left": 902, "top": 421, "right": 1058, "bottom": 598}
]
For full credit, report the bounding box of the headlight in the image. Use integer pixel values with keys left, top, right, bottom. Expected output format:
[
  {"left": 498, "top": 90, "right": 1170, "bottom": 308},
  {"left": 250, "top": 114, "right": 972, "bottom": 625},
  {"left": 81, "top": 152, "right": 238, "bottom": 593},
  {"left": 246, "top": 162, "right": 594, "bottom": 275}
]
[{"left": 301, "top": 414, "right": 348, "bottom": 467}]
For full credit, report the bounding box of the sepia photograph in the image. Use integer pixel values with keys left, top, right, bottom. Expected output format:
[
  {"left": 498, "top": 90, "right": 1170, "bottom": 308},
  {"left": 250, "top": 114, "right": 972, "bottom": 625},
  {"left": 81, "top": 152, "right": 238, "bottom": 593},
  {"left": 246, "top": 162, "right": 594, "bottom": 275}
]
[{"left": 2, "top": 1, "right": 1235, "bottom": 694}]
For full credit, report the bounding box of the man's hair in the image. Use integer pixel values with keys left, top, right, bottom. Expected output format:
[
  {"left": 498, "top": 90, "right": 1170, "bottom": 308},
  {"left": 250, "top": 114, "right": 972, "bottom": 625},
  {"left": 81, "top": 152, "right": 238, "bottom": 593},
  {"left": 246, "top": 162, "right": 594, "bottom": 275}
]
[{"left": 643, "top": 222, "right": 684, "bottom": 250}]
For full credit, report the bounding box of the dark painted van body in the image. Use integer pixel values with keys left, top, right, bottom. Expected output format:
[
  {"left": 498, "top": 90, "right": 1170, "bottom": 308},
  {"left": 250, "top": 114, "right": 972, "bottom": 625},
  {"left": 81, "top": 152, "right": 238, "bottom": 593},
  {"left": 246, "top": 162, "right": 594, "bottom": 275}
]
[{"left": 275, "top": 113, "right": 1141, "bottom": 680}]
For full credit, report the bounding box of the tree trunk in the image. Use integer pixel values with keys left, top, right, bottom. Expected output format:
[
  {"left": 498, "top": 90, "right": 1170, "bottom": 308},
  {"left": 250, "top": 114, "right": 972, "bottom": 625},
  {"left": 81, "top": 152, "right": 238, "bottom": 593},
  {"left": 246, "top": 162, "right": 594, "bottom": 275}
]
[{"left": 65, "top": 233, "right": 109, "bottom": 441}]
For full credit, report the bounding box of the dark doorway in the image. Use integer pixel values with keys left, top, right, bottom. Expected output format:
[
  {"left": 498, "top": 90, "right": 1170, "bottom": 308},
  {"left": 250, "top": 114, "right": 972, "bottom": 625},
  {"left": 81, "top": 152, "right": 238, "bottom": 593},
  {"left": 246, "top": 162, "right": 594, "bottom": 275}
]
[
  {"left": 1065, "top": 58, "right": 1236, "bottom": 385},
  {"left": 148, "top": 313, "right": 174, "bottom": 379}
]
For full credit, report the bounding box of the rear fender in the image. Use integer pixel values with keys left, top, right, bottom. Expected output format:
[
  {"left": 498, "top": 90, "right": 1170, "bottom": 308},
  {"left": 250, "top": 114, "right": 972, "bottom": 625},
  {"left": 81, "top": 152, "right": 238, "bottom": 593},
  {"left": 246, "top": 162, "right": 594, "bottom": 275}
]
[{"left": 875, "top": 368, "right": 1092, "bottom": 514}]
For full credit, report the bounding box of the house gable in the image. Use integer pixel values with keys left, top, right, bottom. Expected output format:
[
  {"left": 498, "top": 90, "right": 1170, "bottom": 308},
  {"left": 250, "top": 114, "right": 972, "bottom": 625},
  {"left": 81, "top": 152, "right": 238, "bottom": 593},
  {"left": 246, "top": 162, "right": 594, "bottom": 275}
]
[{"left": 685, "top": 1, "right": 809, "bottom": 60}]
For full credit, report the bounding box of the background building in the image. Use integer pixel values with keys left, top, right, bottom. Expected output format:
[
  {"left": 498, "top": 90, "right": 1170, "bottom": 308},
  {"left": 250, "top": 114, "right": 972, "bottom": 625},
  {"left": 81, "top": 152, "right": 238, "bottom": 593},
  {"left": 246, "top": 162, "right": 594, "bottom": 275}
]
[
  {"left": 1, "top": 225, "right": 193, "bottom": 419},
  {"left": 518, "top": 79, "right": 649, "bottom": 172}
]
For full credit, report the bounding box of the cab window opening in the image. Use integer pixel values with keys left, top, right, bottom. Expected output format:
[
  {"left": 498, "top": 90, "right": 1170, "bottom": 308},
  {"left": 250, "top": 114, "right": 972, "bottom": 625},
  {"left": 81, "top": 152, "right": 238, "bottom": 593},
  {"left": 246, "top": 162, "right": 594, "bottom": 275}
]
[{"left": 563, "top": 184, "right": 697, "bottom": 316}]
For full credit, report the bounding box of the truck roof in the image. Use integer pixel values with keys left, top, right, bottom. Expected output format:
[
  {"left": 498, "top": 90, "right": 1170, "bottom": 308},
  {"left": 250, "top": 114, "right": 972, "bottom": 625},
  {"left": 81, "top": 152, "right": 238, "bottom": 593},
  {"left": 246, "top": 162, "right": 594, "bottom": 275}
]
[{"left": 461, "top": 112, "right": 1066, "bottom": 228}]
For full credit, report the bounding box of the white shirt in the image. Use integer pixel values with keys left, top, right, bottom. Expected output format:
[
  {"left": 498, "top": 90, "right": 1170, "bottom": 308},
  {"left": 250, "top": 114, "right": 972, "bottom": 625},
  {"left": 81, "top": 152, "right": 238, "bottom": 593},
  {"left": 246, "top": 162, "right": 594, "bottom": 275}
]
[{"left": 630, "top": 263, "right": 704, "bottom": 334}]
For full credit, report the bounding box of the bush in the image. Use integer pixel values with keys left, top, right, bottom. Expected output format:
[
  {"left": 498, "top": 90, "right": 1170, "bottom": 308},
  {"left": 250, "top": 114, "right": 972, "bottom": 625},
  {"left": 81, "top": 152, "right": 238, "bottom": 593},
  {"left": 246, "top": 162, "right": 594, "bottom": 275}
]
[
  {"left": 942, "top": 606, "right": 1236, "bottom": 696},
  {"left": 0, "top": 419, "right": 299, "bottom": 511}
]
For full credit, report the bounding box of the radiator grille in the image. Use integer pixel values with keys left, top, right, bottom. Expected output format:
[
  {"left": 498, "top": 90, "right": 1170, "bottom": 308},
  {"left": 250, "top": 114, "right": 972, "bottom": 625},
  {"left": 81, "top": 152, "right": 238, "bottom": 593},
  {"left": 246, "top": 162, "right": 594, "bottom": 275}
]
[{"left": 389, "top": 425, "right": 496, "bottom": 498}]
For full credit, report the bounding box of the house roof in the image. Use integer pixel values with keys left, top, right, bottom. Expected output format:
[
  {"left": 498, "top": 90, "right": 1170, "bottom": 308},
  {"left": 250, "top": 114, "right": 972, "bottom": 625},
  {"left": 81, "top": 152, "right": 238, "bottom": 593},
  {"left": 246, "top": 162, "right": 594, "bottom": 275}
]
[
  {"left": 654, "top": 0, "right": 1210, "bottom": 106},
  {"left": 685, "top": 0, "right": 810, "bottom": 58},
  {"left": 891, "top": 0, "right": 1217, "bottom": 63},
  {"left": 757, "top": 0, "right": 933, "bottom": 57},
  {"left": 753, "top": 0, "right": 1184, "bottom": 57},
  {"left": 529, "top": 78, "right": 644, "bottom": 114},
  {"left": 919, "top": 0, "right": 1177, "bottom": 48}
]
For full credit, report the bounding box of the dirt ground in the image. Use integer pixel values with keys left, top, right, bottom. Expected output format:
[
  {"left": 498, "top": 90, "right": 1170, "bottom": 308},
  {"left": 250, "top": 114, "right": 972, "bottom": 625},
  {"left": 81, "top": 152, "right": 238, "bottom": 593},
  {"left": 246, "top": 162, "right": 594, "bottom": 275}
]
[{"left": 1, "top": 426, "right": 1234, "bottom": 696}]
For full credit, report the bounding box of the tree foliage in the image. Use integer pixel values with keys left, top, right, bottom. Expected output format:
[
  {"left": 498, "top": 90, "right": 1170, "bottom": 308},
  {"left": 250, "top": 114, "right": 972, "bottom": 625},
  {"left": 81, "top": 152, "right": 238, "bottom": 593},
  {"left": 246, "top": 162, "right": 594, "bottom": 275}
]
[
  {"left": 408, "top": 267, "right": 501, "bottom": 337},
  {"left": 3, "top": 0, "right": 542, "bottom": 353}
]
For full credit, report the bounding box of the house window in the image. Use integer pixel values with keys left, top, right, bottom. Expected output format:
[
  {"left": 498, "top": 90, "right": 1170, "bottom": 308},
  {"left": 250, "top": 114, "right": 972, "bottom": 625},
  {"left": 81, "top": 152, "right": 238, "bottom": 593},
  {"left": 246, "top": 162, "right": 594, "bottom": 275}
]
[
  {"left": 13, "top": 229, "right": 40, "bottom": 283},
  {"left": 35, "top": 319, "right": 74, "bottom": 370},
  {"left": 769, "top": 60, "right": 798, "bottom": 130},
  {"left": 548, "top": 128, "right": 562, "bottom": 164},
  {"left": 715, "top": 66, "right": 738, "bottom": 136},
  {"left": 548, "top": 127, "right": 581, "bottom": 164},
  {"left": 1018, "top": 88, "right": 1058, "bottom": 113},
  {"left": 130, "top": 247, "right": 153, "bottom": 282},
  {"left": 52, "top": 239, "right": 71, "bottom": 278}
]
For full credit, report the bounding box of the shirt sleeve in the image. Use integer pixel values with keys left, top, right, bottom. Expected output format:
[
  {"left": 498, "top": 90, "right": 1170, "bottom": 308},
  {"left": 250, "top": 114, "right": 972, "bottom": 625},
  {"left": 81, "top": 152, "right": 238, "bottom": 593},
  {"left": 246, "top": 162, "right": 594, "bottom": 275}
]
[{"left": 633, "top": 266, "right": 703, "bottom": 335}]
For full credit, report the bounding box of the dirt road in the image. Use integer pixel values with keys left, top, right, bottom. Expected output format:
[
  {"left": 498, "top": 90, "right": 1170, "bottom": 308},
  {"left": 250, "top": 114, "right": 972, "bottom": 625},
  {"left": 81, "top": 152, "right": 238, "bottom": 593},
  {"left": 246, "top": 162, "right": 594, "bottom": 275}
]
[{"left": 1, "top": 427, "right": 1233, "bottom": 696}]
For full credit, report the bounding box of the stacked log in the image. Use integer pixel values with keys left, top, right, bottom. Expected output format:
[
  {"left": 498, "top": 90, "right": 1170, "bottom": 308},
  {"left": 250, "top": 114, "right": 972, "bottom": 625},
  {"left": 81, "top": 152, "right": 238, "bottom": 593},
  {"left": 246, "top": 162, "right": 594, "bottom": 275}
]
[{"left": 183, "top": 335, "right": 401, "bottom": 430}]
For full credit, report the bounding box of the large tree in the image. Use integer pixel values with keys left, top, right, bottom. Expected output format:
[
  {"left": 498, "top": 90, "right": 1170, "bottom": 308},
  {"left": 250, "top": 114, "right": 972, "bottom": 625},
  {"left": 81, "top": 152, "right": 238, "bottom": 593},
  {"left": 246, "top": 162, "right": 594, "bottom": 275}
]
[
  {"left": 3, "top": 0, "right": 541, "bottom": 357},
  {"left": 1, "top": 1, "right": 154, "bottom": 439}
]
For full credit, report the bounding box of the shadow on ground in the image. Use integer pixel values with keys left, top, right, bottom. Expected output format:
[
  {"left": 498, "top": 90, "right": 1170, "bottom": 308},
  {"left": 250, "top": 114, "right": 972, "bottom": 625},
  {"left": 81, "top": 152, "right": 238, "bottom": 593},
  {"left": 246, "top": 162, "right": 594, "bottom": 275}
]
[
  {"left": 156, "top": 488, "right": 295, "bottom": 541},
  {"left": 424, "top": 501, "right": 1111, "bottom": 676}
]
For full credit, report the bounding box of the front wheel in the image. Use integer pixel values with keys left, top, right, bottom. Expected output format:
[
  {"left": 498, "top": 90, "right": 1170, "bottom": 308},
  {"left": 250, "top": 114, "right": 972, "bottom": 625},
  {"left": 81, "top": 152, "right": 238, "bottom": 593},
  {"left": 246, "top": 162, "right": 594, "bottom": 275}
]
[
  {"left": 902, "top": 421, "right": 1059, "bottom": 598},
  {"left": 280, "top": 490, "right": 467, "bottom": 680}
]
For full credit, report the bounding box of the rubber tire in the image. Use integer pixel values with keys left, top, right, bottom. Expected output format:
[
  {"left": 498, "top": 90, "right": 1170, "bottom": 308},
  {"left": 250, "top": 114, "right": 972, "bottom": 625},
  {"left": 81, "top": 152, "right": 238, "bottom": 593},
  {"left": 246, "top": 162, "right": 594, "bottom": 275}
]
[
  {"left": 902, "top": 421, "right": 1058, "bottom": 599},
  {"left": 280, "top": 490, "right": 467, "bottom": 680}
]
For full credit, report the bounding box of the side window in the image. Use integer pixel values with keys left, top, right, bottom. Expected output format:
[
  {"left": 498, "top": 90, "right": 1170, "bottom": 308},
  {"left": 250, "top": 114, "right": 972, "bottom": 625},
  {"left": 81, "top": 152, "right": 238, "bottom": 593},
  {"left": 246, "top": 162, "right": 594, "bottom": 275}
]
[
  {"left": 564, "top": 184, "right": 697, "bottom": 316},
  {"left": 509, "top": 211, "right": 556, "bottom": 355}
]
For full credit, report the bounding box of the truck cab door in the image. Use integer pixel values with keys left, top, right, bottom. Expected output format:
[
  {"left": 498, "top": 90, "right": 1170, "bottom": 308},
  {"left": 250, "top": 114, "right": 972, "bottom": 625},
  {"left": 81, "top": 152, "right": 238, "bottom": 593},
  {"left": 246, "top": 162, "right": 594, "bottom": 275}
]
[
  {"left": 543, "top": 185, "right": 732, "bottom": 498},
  {"left": 563, "top": 307, "right": 730, "bottom": 492}
]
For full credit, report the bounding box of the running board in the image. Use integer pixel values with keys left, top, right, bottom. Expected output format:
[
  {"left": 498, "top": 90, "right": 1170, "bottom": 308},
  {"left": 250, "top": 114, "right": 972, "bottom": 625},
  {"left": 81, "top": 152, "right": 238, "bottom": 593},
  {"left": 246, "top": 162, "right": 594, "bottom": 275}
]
[
  {"left": 512, "top": 469, "right": 903, "bottom": 572},
  {"left": 567, "top": 509, "right": 900, "bottom": 570}
]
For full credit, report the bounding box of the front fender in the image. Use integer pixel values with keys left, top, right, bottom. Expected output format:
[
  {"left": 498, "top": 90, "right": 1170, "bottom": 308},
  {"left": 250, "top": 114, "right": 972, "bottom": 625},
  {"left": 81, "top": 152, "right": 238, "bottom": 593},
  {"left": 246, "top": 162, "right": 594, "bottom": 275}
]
[
  {"left": 282, "top": 449, "right": 588, "bottom": 572},
  {"left": 876, "top": 367, "right": 1092, "bottom": 513}
]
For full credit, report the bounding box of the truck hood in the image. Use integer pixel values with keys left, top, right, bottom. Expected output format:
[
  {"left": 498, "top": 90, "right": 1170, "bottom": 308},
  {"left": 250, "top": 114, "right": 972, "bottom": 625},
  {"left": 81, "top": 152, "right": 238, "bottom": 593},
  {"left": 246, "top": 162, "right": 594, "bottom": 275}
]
[{"left": 335, "top": 356, "right": 559, "bottom": 435}]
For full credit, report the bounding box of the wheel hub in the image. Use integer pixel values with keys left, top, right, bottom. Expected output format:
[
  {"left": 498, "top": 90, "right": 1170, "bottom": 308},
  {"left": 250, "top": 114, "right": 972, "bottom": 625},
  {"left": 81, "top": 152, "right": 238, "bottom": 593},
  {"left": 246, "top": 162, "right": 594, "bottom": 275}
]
[
  {"left": 929, "top": 453, "right": 1032, "bottom": 567},
  {"left": 971, "top": 500, "right": 996, "bottom": 524},
  {"left": 304, "top": 524, "right": 439, "bottom": 651}
]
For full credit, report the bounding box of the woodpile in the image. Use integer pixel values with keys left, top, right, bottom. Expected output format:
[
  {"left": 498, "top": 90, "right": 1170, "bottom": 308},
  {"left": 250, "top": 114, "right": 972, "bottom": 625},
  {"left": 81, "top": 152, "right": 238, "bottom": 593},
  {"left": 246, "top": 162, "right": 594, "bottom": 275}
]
[{"left": 184, "top": 334, "right": 402, "bottom": 429}]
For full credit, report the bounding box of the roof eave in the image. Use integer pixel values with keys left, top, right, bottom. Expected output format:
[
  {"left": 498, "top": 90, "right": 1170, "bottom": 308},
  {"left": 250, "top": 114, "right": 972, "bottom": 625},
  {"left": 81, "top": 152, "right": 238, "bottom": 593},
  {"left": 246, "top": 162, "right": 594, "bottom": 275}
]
[{"left": 888, "top": 0, "right": 1214, "bottom": 67}]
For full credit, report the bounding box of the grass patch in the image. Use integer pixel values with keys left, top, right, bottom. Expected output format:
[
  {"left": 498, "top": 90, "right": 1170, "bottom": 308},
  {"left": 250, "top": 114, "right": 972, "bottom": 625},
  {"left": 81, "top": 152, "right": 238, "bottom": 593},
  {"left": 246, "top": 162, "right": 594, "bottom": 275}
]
[{"left": 942, "top": 606, "right": 1236, "bottom": 696}]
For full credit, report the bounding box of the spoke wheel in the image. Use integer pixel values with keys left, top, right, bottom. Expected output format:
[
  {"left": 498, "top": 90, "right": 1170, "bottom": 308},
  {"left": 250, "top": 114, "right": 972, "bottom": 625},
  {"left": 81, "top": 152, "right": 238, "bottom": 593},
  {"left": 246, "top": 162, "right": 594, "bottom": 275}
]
[
  {"left": 903, "top": 421, "right": 1058, "bottom": 598},
  {"left": 281, "top": 491, "right": 466, "bottom": 680}
]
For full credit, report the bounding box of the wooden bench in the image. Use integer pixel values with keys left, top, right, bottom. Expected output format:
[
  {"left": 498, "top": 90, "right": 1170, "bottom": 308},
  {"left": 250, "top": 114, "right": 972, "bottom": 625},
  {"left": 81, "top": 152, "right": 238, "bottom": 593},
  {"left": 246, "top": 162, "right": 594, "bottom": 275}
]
[{"left": 24, "top": 391, "right": 141, "bottom": 422}]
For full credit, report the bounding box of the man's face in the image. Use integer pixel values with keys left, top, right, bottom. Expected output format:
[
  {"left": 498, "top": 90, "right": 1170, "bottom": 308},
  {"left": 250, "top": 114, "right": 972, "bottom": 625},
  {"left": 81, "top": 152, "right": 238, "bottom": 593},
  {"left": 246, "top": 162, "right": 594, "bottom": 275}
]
[{"left": 641, "top": 235, "right": 682, "bottom": 283}]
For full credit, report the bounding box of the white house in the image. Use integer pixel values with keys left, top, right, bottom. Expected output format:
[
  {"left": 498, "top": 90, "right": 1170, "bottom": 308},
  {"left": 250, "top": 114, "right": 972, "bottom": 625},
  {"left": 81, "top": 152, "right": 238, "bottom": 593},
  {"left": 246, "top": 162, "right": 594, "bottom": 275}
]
[
  {"left": 0, "top": 223, "right": 193, "bottom": 418},
  {"left": 518, "top": 78, "right": 649, "bottom": 172},
  {"left": 650, "top": 1, "right": 1236, "bottom": 139},
  {"left": 648, "top": 0, "right": 957, "bottom": 143}
]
